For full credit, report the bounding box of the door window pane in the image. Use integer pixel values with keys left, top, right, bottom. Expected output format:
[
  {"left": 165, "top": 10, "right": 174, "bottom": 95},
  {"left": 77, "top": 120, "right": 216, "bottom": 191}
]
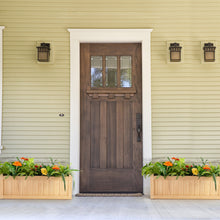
[
  {"left": 120, "top": 56, "right": 132, "bottom": 87},
  {"left": 91, "top": 56, "right": 103, "bottom": 87},
  {"left": 106, "top": 56, "right": 117, "bottom": 87}
]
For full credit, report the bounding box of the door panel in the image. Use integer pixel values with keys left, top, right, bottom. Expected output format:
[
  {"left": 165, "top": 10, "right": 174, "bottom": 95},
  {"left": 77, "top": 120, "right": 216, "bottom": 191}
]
[{"left": 80, "top": 43, "right": 142, "bottom": 193}]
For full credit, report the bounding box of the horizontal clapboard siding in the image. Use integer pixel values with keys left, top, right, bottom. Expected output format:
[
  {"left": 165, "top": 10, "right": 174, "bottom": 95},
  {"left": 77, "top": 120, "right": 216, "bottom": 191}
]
[{"left": 0, "top": 0, "right": 220, "bottom": 163}]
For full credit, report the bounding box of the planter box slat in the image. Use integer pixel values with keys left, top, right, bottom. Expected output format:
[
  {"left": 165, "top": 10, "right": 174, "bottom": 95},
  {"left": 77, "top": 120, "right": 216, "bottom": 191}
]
[
  {"left": 0, "top": 175, "right": 3, "bottom": 199},
  {"left": 0, "top": 175, "right": 72, "bottom": 200},
  {"left": 151, "top": 175, "right": 220, "bottom": 199}
]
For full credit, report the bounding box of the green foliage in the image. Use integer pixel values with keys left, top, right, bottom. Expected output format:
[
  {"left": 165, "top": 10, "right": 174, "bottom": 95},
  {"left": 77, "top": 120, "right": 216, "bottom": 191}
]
[
  {"left": 0, "top": 157, "right": 79, "bottom": 191},
  {"left": 142, "top": 157, "right": 220, "bottom": 190}
]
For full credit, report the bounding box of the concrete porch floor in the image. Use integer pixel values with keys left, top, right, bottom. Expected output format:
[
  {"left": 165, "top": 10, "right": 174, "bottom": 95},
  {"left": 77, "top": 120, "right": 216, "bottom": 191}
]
[{"left": 0, "top": 196, "right": 220, "bottom": 220}]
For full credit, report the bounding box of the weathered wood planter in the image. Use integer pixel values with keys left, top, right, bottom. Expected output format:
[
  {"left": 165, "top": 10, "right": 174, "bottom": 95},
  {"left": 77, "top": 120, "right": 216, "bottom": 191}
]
[
  {"left": 151, "top": 175, "right": 220, "bottom": 199},
  {"left": 0, "top": 175, "right": 72, "bottom": 199}
]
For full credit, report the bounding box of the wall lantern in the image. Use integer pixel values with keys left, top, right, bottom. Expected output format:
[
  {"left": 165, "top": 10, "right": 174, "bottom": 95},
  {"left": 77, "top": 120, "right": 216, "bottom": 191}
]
[
  {"left": 169, "top": 43, "right": 182, "bottom": 62},
  {"left": 36, "top": 43, "right": 50, "bottom": 62},
  {"left": 203, "top": 43, "right": 216, "bottom": 62}
]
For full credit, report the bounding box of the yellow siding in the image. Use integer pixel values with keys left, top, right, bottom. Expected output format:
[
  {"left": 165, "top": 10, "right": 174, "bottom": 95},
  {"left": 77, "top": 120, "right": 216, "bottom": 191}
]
[{"left": 0, "top": 0, "right": 220, "bottom": 162}]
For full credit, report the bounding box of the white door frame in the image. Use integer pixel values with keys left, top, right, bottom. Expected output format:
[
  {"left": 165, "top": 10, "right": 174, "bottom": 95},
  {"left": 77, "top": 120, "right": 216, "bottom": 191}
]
[
  {"left": 68, "top": 29, "right": 153, "bottom": 195},
  {"left": 0, "top": 26, "right": 4, "bottom": 154}
]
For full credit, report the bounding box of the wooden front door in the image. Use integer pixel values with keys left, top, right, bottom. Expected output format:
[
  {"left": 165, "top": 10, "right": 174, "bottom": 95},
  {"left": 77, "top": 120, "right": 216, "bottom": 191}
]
[{"left": 80, "top": 43, "right": 142, "bottom": 193}]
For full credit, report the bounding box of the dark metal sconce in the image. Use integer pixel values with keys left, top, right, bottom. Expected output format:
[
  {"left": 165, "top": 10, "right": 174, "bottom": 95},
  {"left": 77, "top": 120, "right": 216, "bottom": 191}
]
[
  {"left": 169, "top": 43, "right": 182, "bottom": 62},
  {"left": 203, "top": 43, "right": 216, "bottom": 62},
  {"left": 37, "top": 43, "right": 50, "bottom": 62}
]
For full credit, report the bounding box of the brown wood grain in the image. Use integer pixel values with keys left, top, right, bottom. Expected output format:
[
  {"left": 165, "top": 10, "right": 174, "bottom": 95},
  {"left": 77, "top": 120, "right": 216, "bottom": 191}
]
[
  {"left": 80, "top": 44, "right": 90, "bottom": 192},
  {"left": 116, "top": 101, "right": 124, "bottom": 168},
  {"left": 90, "top": 101, "right": 100, "bottom": 168},
  {"left": 100, "top": 101, "right": 107, "bottom": 169},
  {"left": 123, "top": 101, "right": 133, "bottom": 169},
  {"left": 80, "top": 43, "right": 142, "bottom": 193},
  {"left": 107, "top": 101, "right": 116, "bottom": 168}
]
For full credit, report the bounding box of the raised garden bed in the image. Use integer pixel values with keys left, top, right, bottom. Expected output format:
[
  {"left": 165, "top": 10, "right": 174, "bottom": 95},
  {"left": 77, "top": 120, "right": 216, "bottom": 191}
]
[
  {"left": 0, "top": 175, "right": 72, "bottom": 199},
  {"left": 142, "top": 157, "right": 220, "bottom": 200},
  {"left": 150, "top": 175, "right": 220, "bottom": 199},
  {"left": 0, "top": 157, "right": 76, "bottom": 199}
]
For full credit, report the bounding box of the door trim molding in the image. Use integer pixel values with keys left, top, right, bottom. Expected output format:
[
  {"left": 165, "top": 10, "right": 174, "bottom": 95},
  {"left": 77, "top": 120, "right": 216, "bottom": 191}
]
[
  {"left": 0, "top": 26, "right": 4, "bottom": 154},
  {"left": 68, "top": 29, "right": 153, "bottom": 195}
]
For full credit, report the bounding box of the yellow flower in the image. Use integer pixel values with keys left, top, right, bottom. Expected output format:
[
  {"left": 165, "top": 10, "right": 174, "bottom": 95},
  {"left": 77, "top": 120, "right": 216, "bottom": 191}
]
[
  {"left": 41, "top": 168, "right": 48, "bottom": 176},
  {"left": 192, "top": 168, "right": 198, "bottom": 176}
]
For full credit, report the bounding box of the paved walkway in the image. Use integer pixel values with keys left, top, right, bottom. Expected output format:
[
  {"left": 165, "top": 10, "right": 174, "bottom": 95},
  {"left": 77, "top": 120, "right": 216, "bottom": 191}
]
[{"left": 0, "top": 196, "right": 220, "bottom": 220}]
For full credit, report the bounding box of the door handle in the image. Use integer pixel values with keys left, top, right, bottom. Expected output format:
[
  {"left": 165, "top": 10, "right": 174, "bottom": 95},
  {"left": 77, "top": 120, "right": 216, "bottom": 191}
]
[
  {"left": 136, "top": 113, "right": 142, "bottom": 142},
  {"left": 137, "top": 125, "right": 141, "bottom": 142}
]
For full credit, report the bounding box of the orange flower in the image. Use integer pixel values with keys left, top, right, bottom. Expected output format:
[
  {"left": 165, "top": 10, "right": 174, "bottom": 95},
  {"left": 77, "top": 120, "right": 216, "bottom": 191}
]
[
  {"left": 164, "top": 161, "right": 173, "bottom": 167},
  {"left": 52, "top": 165, "right": 60, "bottom": 170},
  {"left": 13, "top": 161, "right": 22, "bottom": 167},
  {"left": 203, "top": 165, "right": 211, "bottom": 170},
  {"left": 20, "top": 157, "right": 29, "bottom": 161},
  {"left": 171, "top": 157, "right": 180, "bottom": 161}
]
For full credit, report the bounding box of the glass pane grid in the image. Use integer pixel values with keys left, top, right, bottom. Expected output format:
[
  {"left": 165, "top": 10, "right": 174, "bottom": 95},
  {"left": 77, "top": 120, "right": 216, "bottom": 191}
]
[{"left": 90, "top": 55, "right": 132, "bottom": 89}]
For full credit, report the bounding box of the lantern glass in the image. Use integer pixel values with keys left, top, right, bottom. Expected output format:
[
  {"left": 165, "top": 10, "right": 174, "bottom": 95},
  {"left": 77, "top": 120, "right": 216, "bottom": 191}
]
[
  {"left": 204, "top": 51, "right": 215, "bottom": 62},
  {"left": 170, "top": 51, "right": 181, "bottom": 62}
]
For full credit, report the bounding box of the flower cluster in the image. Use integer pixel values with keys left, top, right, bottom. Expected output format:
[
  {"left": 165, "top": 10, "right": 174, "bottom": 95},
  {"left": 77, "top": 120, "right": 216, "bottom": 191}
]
[
  {"left": 171, "top": 157, "right": 180, "bottom": 161},
  {"left": 203, "top": 165, "right": 211, "bottom": 170},
  {"left": 163, "top": 161, "right": 173, "bottom": 167},
  {"left": 13, "top": 161, "right": 22, "bottom": 167},
  {"left": 142, "top": 157, "right": 220, "bottom": 190},
  {"left": 13, "top": 157, "right": 64, "bottom": 177},
  {"left": 0, "top": 157, "right": 78, "bottom": 190},
  {"left": 20, "top": 157, "right": 28, "bottom": 161}
]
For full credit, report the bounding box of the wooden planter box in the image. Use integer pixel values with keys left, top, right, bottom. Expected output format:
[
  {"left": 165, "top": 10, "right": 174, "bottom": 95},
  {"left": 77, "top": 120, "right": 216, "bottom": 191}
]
[
  {"left": 151, "top": 175, "right": 220, "bottom": 199},
  {"left": 0, "top": 175, "right": 72, "bottom": 199}
]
